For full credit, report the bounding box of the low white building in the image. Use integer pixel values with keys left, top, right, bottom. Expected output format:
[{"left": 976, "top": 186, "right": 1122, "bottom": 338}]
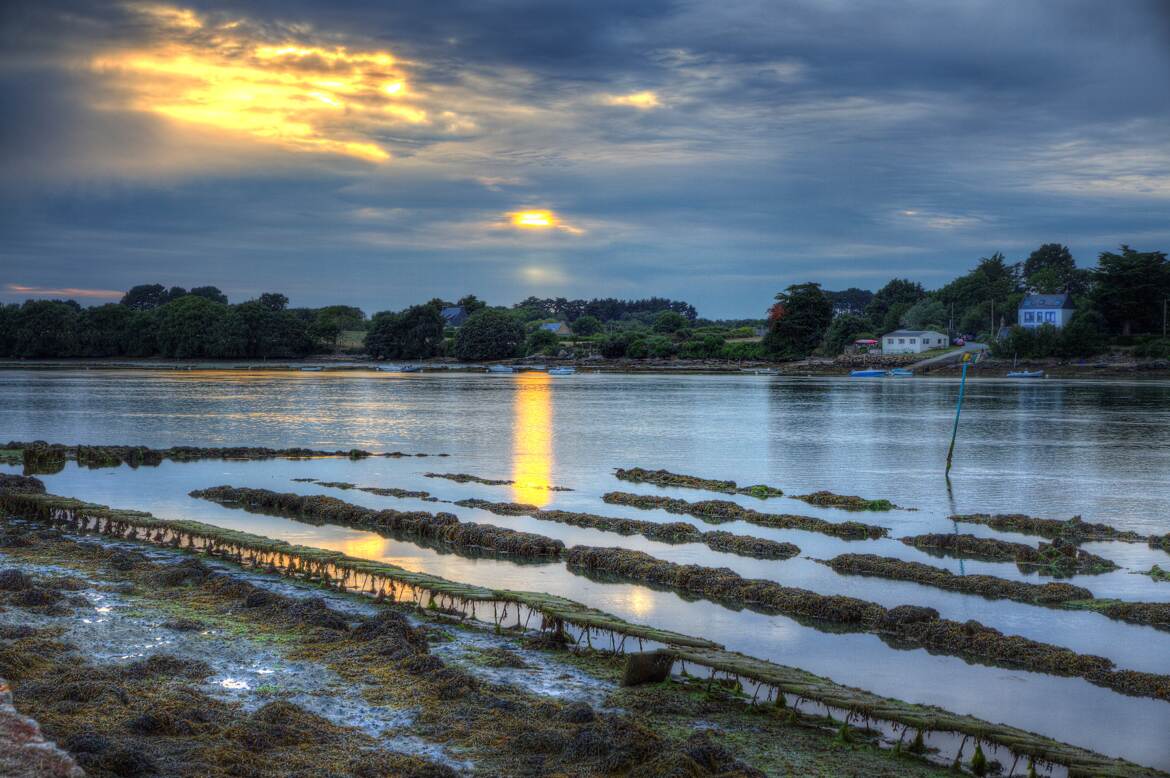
[
  {"left": 1018, "top": 294, "right": 1075, "bottom": 329},
  {"left": 882, "top": 329, "right": 948, "bottom": 355}
]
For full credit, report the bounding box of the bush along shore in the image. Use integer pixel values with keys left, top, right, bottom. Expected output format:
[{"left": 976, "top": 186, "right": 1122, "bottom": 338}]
[
  {"left": 563, "top": 546, "right": 1170, "bottom": 702},
  {"left": 822, "top": 553, "right": 1170, "bottom": 631},
  {"left": 0, "top": 480, "right": 1164, "bottom": 778},
  {"left": 602, "top": 491, "right": 888, "bottom": 540},
  {"left": 900, "top": 534, "right": 1119, "bottom": 577},
  {"left": 950, "top": 513, "right": 1151, "bottom": 544},
  {"left": 190, "top": 486, "right": 564, "bottom": 559},
  {"left": 614, "top": 467, "right": 783, "bottom": 498},
  {"left": 454, "top": 498, "right": 801, "bottom": 560},
  {"left": 9, "top": 440, "right": 446, "bottom": 475}
]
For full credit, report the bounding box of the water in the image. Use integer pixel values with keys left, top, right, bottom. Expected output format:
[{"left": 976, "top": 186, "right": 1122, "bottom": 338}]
[{"left": 2, "top": 368, "right": 1170, "bottom": 769}]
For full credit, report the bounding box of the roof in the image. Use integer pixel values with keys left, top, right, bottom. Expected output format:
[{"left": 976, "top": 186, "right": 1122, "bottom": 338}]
[
  {"left": 440, "top": 306, "right": 468, "bottom": 324},
  {"left": 1020, "top": 294, "right": 1074, "bottom": 310},
  {"left": 540, "top": 321, "right": 570, "bottom": 332},
  {"left": 882, "top": 330, "right": 946, "bottom": 338}
]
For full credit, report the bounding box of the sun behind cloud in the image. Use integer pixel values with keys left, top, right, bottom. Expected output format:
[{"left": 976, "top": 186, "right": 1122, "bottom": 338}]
[
  {"left": 506, "top": 209, "right": 583, "bottom": 235},
  {"left": 88, "top": 4, "right": 452, "bottom": 162},
  {"left": 603, "top": 90, "right": 661, "bottom": 109}
]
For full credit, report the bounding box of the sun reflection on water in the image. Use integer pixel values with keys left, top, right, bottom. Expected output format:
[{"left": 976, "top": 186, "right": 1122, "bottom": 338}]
[{"left": 511, "top": 372, "right": 553, "bottom": 507}]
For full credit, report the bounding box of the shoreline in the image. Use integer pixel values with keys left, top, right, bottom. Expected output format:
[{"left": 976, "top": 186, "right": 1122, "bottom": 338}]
[{"left": 2, "top": 357, "right": 1169, "bottom": 380}]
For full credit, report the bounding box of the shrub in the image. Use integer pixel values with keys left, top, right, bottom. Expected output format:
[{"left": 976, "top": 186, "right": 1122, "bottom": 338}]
[
  {"left": 454, "top": 309, "right": 525, "bottom": 361},
  {"left": 525, "top": 328, "right": 560, "bottom": 355}
]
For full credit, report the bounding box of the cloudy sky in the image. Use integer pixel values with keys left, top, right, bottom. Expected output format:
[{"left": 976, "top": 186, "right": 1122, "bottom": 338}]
[{"left": 1, "top": 0, "right": 1168, "bottom": 317}]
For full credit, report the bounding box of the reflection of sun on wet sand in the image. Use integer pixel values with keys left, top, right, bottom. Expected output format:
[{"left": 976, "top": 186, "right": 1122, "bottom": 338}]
[{"left": 512, "top": 372, "right": 553, "bottom": 507}]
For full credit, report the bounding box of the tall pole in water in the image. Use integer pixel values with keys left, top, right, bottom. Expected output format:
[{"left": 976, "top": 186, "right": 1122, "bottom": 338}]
[{"left": 945, "top": 352, "right": 972, "bottom": 476}]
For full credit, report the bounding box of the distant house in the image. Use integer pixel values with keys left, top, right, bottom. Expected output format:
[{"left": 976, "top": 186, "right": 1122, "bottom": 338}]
[
  {"left": 1018, "top": 294, "right": 1074, "bottom": 329},
  {"left": 540, "top": 321, "right": 572, "bottom": 336},
  {"left": 882, "top": 329, "right": 948, "bottom": 355},
  {"left": 440, "top": 306, "right": 469, "bottom": 327}
]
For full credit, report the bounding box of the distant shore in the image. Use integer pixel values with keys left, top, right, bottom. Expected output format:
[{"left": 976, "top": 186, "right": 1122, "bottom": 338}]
[{"left": 2, "top": 355, "right": 1169, "bottom": 379}]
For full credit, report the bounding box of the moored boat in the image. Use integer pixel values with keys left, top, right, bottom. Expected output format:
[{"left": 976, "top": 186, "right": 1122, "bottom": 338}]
[
  {"left": 1006, "top": 370, "right": 1045, "bottom": 378},
  {"left": 548, "top": 367, "right": 576, "bottom": 376},
  {"left": 849, "top": 369, "right": 886, "bottom": 377},
  {"left": 888, "top": 368, "right": 914, "bottom": 377},
  {"left": 487, "top": 365, "right": 514, "bottom": 373}
]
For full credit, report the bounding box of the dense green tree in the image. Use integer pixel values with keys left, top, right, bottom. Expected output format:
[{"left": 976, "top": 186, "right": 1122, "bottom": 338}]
[
  {"left": 0, "top": 304, "right": 18, "bottom": 357},
  {"left": 1092, "top": 246, "right": 1170, "bottom": 336},
  {"left": 864, "top": 279, "right": 925, "bottom": 330},
  {"left": 309, "top": 305, "right": 366, "bottom": 350},
  {"left": 120, "top": 284, "right": 170, "bottom": 311},
  {"left": 652, "top": 310, "right": 689, "bottom": 333},
  {"left": 156, "top": 296, "right": 231, "bottom": 358},
  {"left": 457, "top": 295, "right": 487, "bottom": 315},
  {"left": 678, "top": 333, "right": 725, "bottom": 359},
  {"left": 900, "top": 298, "right": 948, "bottom": 331},
  {"left": 1022, "top": 244, "right": 1089, "bottom": 295},
  {"left": 525, "top": 327, "right": 560, "bottom": 355},
  {"left": 123, "top": 309, "right": 160, "bottom": 357},
  {"left": 570, "top": 315, "right": 603, "bottom": 336},
  {"left": 366, "top": 304, "right": 445, "bottom": 360},
  {"left": 991, "top": 310, "right": 1108, "bottom": 359},
  {"left": 453, "top": 308, "right": 525, "bottom": 361},
  {"left": 12, "top": 300, "right": 80, "bottom": 357},
  {"left": 257, "top": 292, "right": 289, "bottom": 312},
  {"left": 818, "top": 313, "right": 872, "bottom": 355},
  {"left": 825, "top": 288, "right": 874, "bottom": 315},
  {"left": 78, "top": 304, "right": 134, "bottom": 356},
  {"left": 189, "top": 286, "right": 229, "bottom": 304},
  {"left": 763, "top": 283, "right": 833, "bottom": 360}
]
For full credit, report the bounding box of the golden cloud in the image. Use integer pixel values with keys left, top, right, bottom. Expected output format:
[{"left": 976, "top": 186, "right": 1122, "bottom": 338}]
[
  {"left": 89, "top": 4, "right": 458, "bottom": 162},
  {"left": 603, "top": 90, "right": 661, "bottom": 109}
]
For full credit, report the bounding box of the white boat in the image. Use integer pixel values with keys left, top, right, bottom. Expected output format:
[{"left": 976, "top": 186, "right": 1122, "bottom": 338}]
[
  {"left": 548, "top": 367, "right": 576, "bottom": 376},
  {"left": 376, "top": 364, "right": 403, "bottom": 372},
  {"left": 299, "top": 366, "right": 323, "bottom": 372},
  {"left": 1006, "top": 370, "right": 1045, "bottom": 379},
  {"left": 486, "top": 365, "right": 514, "bottom": 373}
]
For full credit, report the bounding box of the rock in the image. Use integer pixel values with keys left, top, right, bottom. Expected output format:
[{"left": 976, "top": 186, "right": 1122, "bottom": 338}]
[
  {"left": 560, "top": 701, "right": 595, "bottom": 723},
  {"left": 0, "top": 677, "right": 85, "bottom": 777},
  {"left": 0, "top": 570, "right": 32, "bottom": 591},
  {"left": 620, "top": 650, "right": 674, "bottom": 687}
]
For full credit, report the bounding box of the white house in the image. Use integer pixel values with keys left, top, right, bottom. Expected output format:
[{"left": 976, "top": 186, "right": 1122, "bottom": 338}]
[
  {"left": 882, "top": 329, "right": 948, "bottom": 355},
  {"left": 1018, "top": 294, "right": 1074, "bottom": 329}
]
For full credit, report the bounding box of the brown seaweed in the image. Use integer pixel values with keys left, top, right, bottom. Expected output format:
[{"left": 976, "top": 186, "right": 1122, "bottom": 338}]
[
  {"left": 901, "top": 533, "right": 1119, "bottom": 576},
  {"left": 614, "top": 467, "right": 782, "bottom": 498}
]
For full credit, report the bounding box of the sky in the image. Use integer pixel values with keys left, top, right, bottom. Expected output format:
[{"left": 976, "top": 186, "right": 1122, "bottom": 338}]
[{"left": 1, "top": 0, "right": 1168, "bottom": 318}]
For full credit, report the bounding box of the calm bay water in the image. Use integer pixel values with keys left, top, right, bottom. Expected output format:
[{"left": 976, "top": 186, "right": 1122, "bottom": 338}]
[{"left": 2, "top": 369, "right": 1170, "bottom": 768}]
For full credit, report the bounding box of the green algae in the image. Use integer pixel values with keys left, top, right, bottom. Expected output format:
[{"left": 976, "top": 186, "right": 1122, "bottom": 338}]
[
  {"left": 951, "top": 513, "right": 1146, "bottom": 544},
  {"left": 793, "top": 491, "right": 896, "bottom": 511}
]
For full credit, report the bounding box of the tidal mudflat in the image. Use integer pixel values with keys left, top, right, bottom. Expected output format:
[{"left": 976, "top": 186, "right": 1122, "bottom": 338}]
[{"left": 2, "top": 369, "right": 1170, "bottom": 775}]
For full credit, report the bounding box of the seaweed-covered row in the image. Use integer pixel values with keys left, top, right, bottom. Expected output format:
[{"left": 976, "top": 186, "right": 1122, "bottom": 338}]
[
  {"left": 1152, "top": 534, "right": 1170, "bottom": 552},
  {"left": 190, "top": 486, "right": 563, "bottom": 557},
  {"left": 426, "top": 472, "right": 573, "bottom": 491},
  {"left": 825, "top": 554, "right": 1093, "bottom": 604},
  {"left": 10, "top": 440, "right": 445, "bottom": 474},
  {"left": 292, "top": 478, "right": 438, "bottom": 501},
  {"left": 793, "top": 491, "right": 895, "bottom": 512},
  {"left": 564, "top": 546, "right": 1170, "bottom": 701},
  {"left": 901, "top": 533, "right": 1118, "bottom": 576},
  {"left": 614, "top": 467, "right": 782, "bottom": 498},
  {"left": 0, "top": 483, "right": 1163, "bottom": 777},
  {"left": 453, "top": 499, "right": 800, "bottom": 560},
  {"left": 602, "top": 491, "right": 887, "bottom": 539},
  {"left": 950, "top": 513, "right": 1147, "bottom": 544}
]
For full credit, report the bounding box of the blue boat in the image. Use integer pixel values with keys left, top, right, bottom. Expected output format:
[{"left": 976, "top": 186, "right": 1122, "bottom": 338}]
[
  {"left": 1006, "top": 370, "right": 1044, "bottom": 379},
  {"left": 888, "top": 368, "right": 914, "bottom": 377},
  {"left": 548, "top": 367, "right": 576, "bottom": 376},
  {"left": 850, "top": 369, "right": 886, "bottom": 377}
]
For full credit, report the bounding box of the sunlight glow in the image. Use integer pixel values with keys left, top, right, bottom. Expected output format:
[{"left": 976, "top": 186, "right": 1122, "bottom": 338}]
[
  {"left": 88, "top": 5, "right": 437, "bottom": 161},
  {"left": 604, "top": 90, "right": 661, "bottom": 109},
  {"left": 506, "top": 209, "right": 584, "bottom": 235},
  {"left": 512, "top": 372, "right": 554, "bottom": 507}
]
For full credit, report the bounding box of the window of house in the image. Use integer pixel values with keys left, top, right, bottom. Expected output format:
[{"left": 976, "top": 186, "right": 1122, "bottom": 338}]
[
  {"left": 909, "top": 338, "right": 916, "bottom": 344},
  {"left": 1046, "top": 311, "right": 1056, "bottom": 322},
  {"left": 886, "top": 338, "right": 893, "bottom": 344},
  {"left": 1023, "top": 311, "right": 1034, "bottom": 323},
  {"left": 898, "top": 338, "right": 905, "bottom": 344}
]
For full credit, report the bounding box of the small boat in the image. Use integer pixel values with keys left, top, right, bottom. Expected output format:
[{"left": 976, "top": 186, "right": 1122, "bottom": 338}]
[
  {"left": 376, "top": 364, "right": 403, "bottom": 372},
  {"left": 300, "top": 366, "right": 323, "bottom": 372},
  {"left": 1006, "top": 370, "right": 1045, "bottom": 379},
  {"left": 888, "top": 368, "right": 914, "bottom": 378},
  {"left": 850, "top": 369, "right": 886, "bottom": 378},
  {"left": 486, "top": 365, "right": 514, "bottom": 374},
  {"left": 548, "top": 367, "right": 576, "bottom": 376},
  {"left": 400, "top": 365, "right": 421, "bottom": 373},
  {"left": 739, "top": 368, "right": 779, "bottom": 375}
]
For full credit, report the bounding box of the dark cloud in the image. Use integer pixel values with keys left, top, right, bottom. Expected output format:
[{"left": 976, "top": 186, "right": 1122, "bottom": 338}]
[{"left": 1, "top": 0, "right": 1168, "bottom": 317}]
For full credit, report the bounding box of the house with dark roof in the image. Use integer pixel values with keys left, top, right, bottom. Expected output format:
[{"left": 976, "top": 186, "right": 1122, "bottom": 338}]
[
  {"left": 1018, "top": 294, "right": 1075, "bottom": 329},
  {"left": 881, "top": 329, "right": 949, "bottom": 355},
  {"left": 440, "top": 306, "right": 469, "bottom": 327}
]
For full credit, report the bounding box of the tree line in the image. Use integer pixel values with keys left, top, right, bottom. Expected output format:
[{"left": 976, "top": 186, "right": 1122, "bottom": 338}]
[{"left": 761, "top": 244, "right": 1170, "bottom": 361}]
